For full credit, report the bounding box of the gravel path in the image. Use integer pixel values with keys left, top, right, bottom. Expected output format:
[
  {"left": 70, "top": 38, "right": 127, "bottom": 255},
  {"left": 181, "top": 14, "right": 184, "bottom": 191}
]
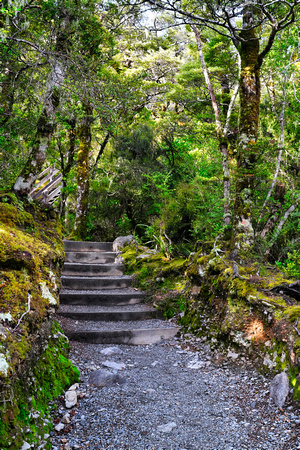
[{"left": 50, "top": 334, "right": 300, "bottom": 450}]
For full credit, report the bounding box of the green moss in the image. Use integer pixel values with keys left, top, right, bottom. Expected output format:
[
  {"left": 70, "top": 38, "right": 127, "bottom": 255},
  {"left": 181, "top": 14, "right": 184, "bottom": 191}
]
[
  {"left": 0, "top": 199, "right": 78, "bottom": 447},
  {"left": 284, "top": 305, "right": 300, "bottom": 323},
  {"left": 0, "top": 321, "right": 80, "bottom": 449},
  {"left": 122, "top": 243, "right": 188, "bottom": 294},
  {"left": 0, "top": 201, "right": 65, "bottom": 377}
]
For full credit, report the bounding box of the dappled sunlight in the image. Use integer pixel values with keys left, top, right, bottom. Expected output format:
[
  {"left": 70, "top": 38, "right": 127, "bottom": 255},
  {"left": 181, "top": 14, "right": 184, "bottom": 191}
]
[{"left": 245, "top": 319, "right": 265, "bottom": 342}]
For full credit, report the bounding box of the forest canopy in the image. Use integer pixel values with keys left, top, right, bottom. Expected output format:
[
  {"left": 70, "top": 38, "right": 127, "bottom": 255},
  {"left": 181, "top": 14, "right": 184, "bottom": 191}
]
[{"left": 1, "top": 0, "right": 300, "bottom": 271}]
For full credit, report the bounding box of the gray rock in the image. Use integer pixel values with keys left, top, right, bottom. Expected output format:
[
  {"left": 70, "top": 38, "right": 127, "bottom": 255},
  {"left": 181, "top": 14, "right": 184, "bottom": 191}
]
[
  {"left": 21, "top": 443, "right": 31, "bottom": 450},
  {"left": 61, "top": 413, "right": 70, "bottom": 424},
  {"left": 112, "top": 235, "right": 134, "bottom": 252},
  {"left": 54, "top": 423, "right": 65, "bottom": 432},
  {"left": 137, "top": 250, "right": 158, "bottom": 259},
  {"left": 65, "top": 390, "right": 77, "bottom": 408},
  {"left": 157, "top": 422, "right": 177, "bottom": 433},
  {"left": 100, "top": 347, "right": 123, "bottom": 356},
  {"left": 102, "top": 360, "right": 125, "bottom": 371},
  {"left": 88, "top": 369, "right": 126, "bottom": 387},
  {"left": 227, "top": 350, "right": 239, "bottom": 360},
  {"left": 68, "top": 383, "right": 79, "bottom": 391},
  {"left": 270, "top": 372, "right": 289, "bottom": 408}
]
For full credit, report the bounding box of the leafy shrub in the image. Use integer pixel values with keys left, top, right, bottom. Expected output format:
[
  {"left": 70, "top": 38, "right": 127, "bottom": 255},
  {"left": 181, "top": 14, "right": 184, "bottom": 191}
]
[{"left": 282, "top": 250, "right": 300, "bottom": 279}]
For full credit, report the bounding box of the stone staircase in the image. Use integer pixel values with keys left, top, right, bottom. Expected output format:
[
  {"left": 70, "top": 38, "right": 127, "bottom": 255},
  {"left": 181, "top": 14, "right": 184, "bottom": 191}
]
[{"left": 57, "top": 240, "right": 180, "bottom": 345}]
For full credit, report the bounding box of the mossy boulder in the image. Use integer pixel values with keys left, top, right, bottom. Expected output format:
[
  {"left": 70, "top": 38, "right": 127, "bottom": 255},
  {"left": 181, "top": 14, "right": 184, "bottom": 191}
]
[{"left": 0, "top": 197, "right": 79, "bottom": 448}]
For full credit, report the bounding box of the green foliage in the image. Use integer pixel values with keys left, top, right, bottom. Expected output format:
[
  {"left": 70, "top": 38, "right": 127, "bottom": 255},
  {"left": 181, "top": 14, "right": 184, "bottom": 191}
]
[
  {"left": 277, "top": 250, "right": 300, "bottom": 279},
  {"left": 115, "top": 124, "right": 156, "bottom": 161},
  {"left": 162, "top": 295, "right": 186, "bottom": 320}
]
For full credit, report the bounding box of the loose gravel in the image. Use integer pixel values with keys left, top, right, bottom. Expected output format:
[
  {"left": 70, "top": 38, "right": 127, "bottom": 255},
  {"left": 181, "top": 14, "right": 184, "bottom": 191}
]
[{"left": 50, "top": 334, "right": 300, "bottom": 450}]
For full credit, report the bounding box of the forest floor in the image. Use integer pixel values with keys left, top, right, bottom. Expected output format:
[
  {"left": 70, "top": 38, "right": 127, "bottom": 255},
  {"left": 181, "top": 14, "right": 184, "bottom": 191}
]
[{"left": 50, "top": 326, "right": 300, "bottom": 450}]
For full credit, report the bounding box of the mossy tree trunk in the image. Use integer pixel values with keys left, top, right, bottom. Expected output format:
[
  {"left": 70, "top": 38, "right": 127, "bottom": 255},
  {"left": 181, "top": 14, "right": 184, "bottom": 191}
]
[
  {"left": 59, "top": 119, "right": 77, "bottom": 220},
  {"left": 73, "top": 104, "right": 93, "bottom": 240},
  {"left": 233, "top": 6, "right": 261, "bottom": 249},
  {"left": 13, "top": 14, "right": 71, "bottom": 198}
]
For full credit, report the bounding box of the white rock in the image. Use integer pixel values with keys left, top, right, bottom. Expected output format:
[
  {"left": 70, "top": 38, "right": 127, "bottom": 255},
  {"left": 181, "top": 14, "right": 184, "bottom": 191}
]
[
  {"left": 227, "top": 350, "right": 239, "bottom": 360},
  {"left": 187, "top": 360, "right": 205, "bottom": 369},
  {"left": 187, "top": 356, "right": 206, "bottom": 369},
  {"left": 270, "top": 372, "right": 289, "bottom": 408},
  {"left": 65, "top": 390, "right": 77, "bottom": 408},
  {"left": 0, "top": 353, "right": 10, "bottom": 376},
  {"left": 102, "top": 360, "right": 125, "bottom": 371},
  {"left": 158, "top": 422, "right": 177, "bottom": 433},
  {"left": 146, "top": 388, "right": 156, "bottom": 394},
  {"left": 112, "top": 235, "right": 134, "bottom": 252},
  {"left": 100, "top": 347, "right": 123, "bottom": 356},
  {"left": 0, "top": 312, "right": 13, "bottom": 322},
  {"left": 21, "top": 442, "right": 31, "bottom": 450},
  {"left": 263, "top": 355, "right": 277, "bottom": 370},
  {"left": 54, "top": 423, "right": 65, "bottom": 432},
  {"left": 68, "top": 383, "right": 79, "bottom": 391}
]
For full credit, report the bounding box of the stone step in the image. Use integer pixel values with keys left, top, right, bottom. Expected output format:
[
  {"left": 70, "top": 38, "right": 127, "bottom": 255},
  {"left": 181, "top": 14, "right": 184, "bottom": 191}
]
[
  {"left": 65, "top": 251, "right": 117, "bottom": 264},
  {"left": 64, "top": 328, "right": 180, "bottom": 345},
  {"left": 57, "top": 304, "right": 163, "bottom": 321},
  {"left": 62, "top": 263, "right": 124, "bottom": 277},
  {"left": 64, "top": 240, "right": 113, "bottom": 252},
  {"left": 58, "top": 240, "right": 181, "bottom": 346},
  {"left": 59, "top": 289, "right": 144, "bottom": 306},
  {"left": 58, "top": 316, "right": 180, "bottom": 345},
  {"left": 61, "top": 275, "right": 132, "bottom": 290}
]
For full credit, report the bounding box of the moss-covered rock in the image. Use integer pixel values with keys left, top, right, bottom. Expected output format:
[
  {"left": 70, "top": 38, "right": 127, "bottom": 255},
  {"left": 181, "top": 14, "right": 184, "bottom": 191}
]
[
  {"left": 0, "top": 197, "right": 79, "bottom": 448},
  {"left": 0, "top": 321, "right": 79, "bottom": 449},
  {"left": 121, "top": 242, "right": 188, "bottom": 318}
]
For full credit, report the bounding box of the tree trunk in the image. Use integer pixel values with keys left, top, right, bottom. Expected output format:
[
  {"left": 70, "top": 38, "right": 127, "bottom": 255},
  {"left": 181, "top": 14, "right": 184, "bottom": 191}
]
[
  {"left": 59, "top": 120, "right": 77, "bottom": 220},
  {"left": 13, "top": 18, "right": 69, "bottom": 198},
  {"left": 232, "top": 6, "right": 261, "bottom": 248},
  {"left": 220, "top": 140, "right": 231, "bottom": 225},
  {"left": 73, "top": 105, "right": 93, "bottom": 240}
]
